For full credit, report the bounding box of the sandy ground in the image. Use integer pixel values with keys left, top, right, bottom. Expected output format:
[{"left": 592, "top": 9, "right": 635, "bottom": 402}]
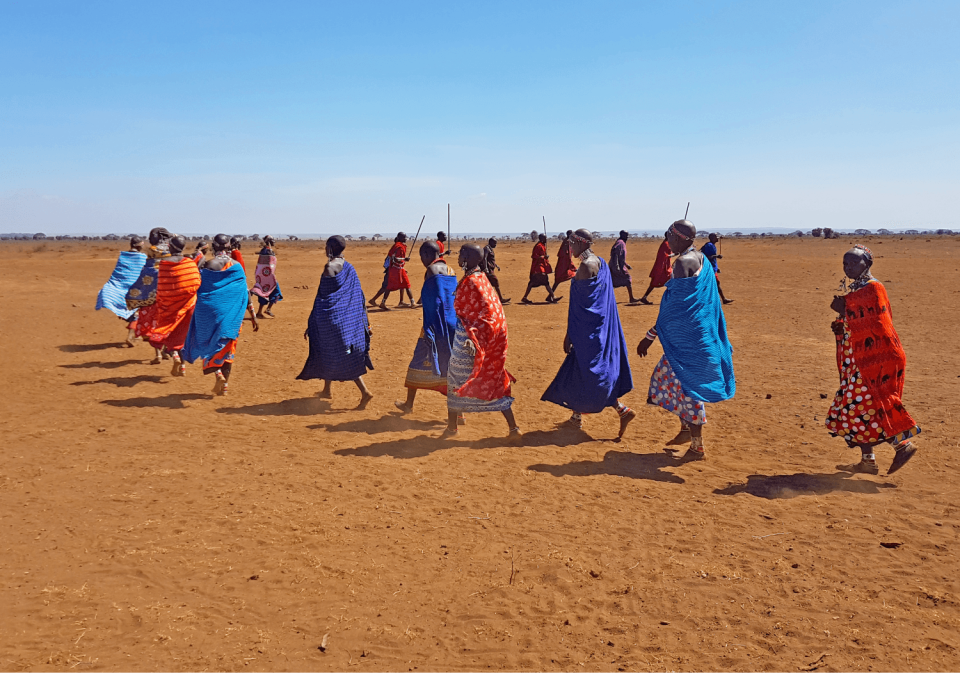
[{"left": 1, "top": 236, "right": 958, "bottom": 672}]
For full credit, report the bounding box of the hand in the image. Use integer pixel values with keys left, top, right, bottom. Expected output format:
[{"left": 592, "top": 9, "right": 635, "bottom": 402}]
[
  {"left": 252, "top": 316, "right": 260, "bottom": 332},
  {"left": 404, "top": 257, "right": 411, "bottom": 262},
  {"left": 626, "top": 264, "right": 632, "bottom": 270},
  {"left": 831, "top": 320, "right": 845, "bottom": 336},
  {"left": 465, "top": 339, "right": 477, "bottom": 356},
  {"left": 563, "top": 334, "right": 572, "bottom": 354},
  {"left": 636, "top": 337, "right": 653, "bottom": 358},
  {"left": 303, "top": 329, "right": 308, "bottom": 340},
  {"left": 830, "top": 295, "right": 846, "bottom": 315},
  {"left": 717, "top": 255, "right": 723, "bottom": 259}
]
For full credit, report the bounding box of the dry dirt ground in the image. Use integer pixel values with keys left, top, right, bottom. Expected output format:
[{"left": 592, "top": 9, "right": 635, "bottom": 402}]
[{"left": 1, "top": 236, "right": 958, "bottom": 672}]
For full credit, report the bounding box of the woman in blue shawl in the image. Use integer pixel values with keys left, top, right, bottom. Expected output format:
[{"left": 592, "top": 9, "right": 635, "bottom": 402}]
[
  {"left": 395, "top": 241, "right": 458, "bottom": 414},
  {"left": 542, "top": 229, "right": 636, "bottom": 438},
  {"left": 637, "top": 220, "right": 735, "bottom": 462},
  {"left": 96, "top": 236, "right": 146, "bottom": 346},
  {"left": 297, "top": 236, "right": 374, "bottom": 409}
]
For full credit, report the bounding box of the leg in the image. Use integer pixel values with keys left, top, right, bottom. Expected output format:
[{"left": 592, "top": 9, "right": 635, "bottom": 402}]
[
  {"left": 379, "top": 291, "right": 392, "bottom": 309},
  {"left": 317, "top": 379, "right": 332, "bottom": 399},
  {"left": 615, "top": 400, "right": 636, "bottom": 438},
  {"left": 265, "top": 301, "right": 276, "bottom": 317},
  {"left": 717, "top": 280, "right": 733, "bottom": 304},
  {"left": 353, "top": 377, "right": 373, "bottom": 409},
  {"left": 441, "top": 409, "right": 460, "bottom": 436},
  {"left": 639, "top": 281, "right": 655, "bottom": 304},
  {"left": 125, "top": 322, "right": 137, "bottom": 347},
  {"left": 170, "top": 349, "right": 185, "bottom": 376},
  {"left": 521, "top": 280, "right": 534, "bottom": 303},
  {"left": 501, "top": 408, "right": 521, "bottom": 439},
  {"left": 888, "top": 438, "right": 918, "bottom": 474},
  {"left": 395, "top": 387, "right": 417, "bottom": 413},
  {"left": 837, "top": 442, "right": 880, "bottom": 475},
  {"left": 626, "top": 283, "right": 638, "bottom": 303},
  {"left": 150, "top": 346, "right": 163, "bottom": 364},
  {"left": 665, "top": 420, "right": 692, "bottom": 446}
]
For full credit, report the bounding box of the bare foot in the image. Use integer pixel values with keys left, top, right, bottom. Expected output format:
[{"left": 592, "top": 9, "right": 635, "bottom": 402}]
[
  {"left": 888, "top": 442, "right": 917, "bottom": 474},
  {"left": 317, "top": 388, "right": 332, "bottom": 399},
  {"left": 457, "top": 414, "right": 466, "bottom": 426},
  {"left": 355, "top": 392, "right": 374, "bottom": 410},
  {"left": 379, "top": 303, "right": 390, "bottom": 311},
  {"left": 836, "top": 459, "right": 879, "bottom": 475},
  {"left": 439, "top": 427, "right": 459, "bottom": 439},
  {"left": 520, "top": 298, "right": 533, "bottom": 304},
  {"left": 394, "top": 400, "right": 413, "bottom": 414},
  {"left": 170, "top": 355, "right": 185, "bottom": 377},
  {"left": 368, "top": 298, "right": 378, "bottom": 306},
  {"left": 618, "top": 408, "right": 636, "bottom": 438},
  {"left": 674, "top": 447, "right": 705, "bottom": 462},
  {"left": 212, "top": 372, "right": 226, "bottom": 396},
  {"left": 638, "top": 297, "right": 652, "bottom": 305},
  {"left": 665, "top": 429, "right": 692, "bottom": 446},
  {"left": 557, "top": 416, "right": 583, "bottom": 430},
  {"left": 507, "top": 427, "right": 523, "bottom": 444},
  {"left": 265, "top": 309, "right": 275, "bottom": 317},
  {"left": 150, "top": 357, "right": 162, "bottom": 365},
  {"left": 501, "top": 298, "right": 512, "bottom": 305}
]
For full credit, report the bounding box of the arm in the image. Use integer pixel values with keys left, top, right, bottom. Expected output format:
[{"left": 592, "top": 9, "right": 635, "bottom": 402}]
[
  {"left": 637, "top": 326, "right": 658, "bottom": 357},
  {"left": 247, "top": 299, "right": 259, "bottom": 332}
]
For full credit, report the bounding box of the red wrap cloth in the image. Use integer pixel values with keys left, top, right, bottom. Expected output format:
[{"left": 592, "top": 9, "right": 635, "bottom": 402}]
[
  {"left": 554, "top": 239, "right": 576, "bottom": 283},
  {"left": 831, "top": 280, "right": 917, "bottom": 440},
  {"left": 147, "top": 257, "right": 202, "bottom": 350},
  {"left": 386, "top": 242, "right": 411, "bottom": 290},
  {"left": 648, "top": 239, "right": 672, "bottom": 287},
  {"left": 453, "top": 271, "right": 515, "bottom": 400},
  {"left": 231, "top": 249, "right": 246, "bottom": 270},
  {"left": 530, "top": 242, "right": 552, "bottom": 276}
]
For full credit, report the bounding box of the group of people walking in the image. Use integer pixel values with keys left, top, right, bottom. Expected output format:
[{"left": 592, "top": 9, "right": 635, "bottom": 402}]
[{"left": 95, "top": 220, "right": 920, "bottom": 474}]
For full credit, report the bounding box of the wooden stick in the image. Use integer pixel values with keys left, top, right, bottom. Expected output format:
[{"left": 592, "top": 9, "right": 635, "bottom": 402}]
[
  {"left": 448, "top": 203, "right": 451, "bottom": 247},
  {"left": 409, "top": 215, "right": 426, "bottom": 255},
  {"left": 684, "top": 202, "right": 690, "bottom": 219},
  {"left": 542, "top": 216, "right": 547, "bottom": 238}
]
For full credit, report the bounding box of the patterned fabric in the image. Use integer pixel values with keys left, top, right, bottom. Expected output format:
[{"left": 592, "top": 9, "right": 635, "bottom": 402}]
[
  {"left": 386, "top": 242, "right": 411, "bottom": 290},
  {"left": 125, "top": 252, "right": 164, "bottom": 309},
  {"left": 255, "top": 285, "right": 283, "bottom": 307},
  {"left": 610, "top": 239, "right": 632, "bottom": 287},
  {"left": 656, "top": 260, "right": 735, "bottom": 403},
  {"left": 530, "top": 242, "right": 552, "bottom": 275},
  {"left": 542, "top": 259, "right": 633, "bottom": 413},
  {"left": 202, "top": 338, "right": 237, "bottom": 373},
  {"left": 451, "top": 270, "right": 514, "bottom": 400},
  {"left": 96, "top": 250, "right": 146, "bottom": 319},
  {"left": 251, "top": 250, "right": 278, "bottom": 299},
  {"left": 404, "top": 272, "right": 458, "bottom": 394},
  {"left": 648, "top": 355, "right": 707, "bottom": 425},
  {"left": 297, "top": 261, "right": 373, "bottom": 382},
  {"left": 447, "top": 323, "right": 514, "bottom": 413},
  {"left": 826, "top": 279, "right": 920, "bottom": 445},
  {"left": 147, "top": 257, "right": 202, "bottom": 350},
  {"left": 181, "top": 261, "right": 249, "bottom": 365},
  {"left": 554, "top": 239, "right": 576, "bottom": 283},
  {"left": 648, "top": 239, "right": 672, "bottom": 288}
]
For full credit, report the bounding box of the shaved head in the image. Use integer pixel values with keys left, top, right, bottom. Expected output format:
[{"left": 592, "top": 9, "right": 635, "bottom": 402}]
[
  {"left": 570, "top": 228, "right": 593, "bottom": 256},
  {"left": 420, "top": 240, "right": 441, "bottom": 267},
  {"left": 666, "top": 219, "right": 697, "bottom": 254},
  {"left": 458, "top": 243, "right": 484, "bottom": 270}
]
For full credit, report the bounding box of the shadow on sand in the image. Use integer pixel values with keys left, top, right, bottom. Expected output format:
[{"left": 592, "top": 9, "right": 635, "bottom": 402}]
[
  {"left": 713, "top": 472, "right": 897, "bottom": 499},
  {"left": 309, "top": 413, "right": 445, "bottom": 435},
  {"left": 215, "top": 396, "right": 334, "bottom": 417},
  {"left": 101, "top": 393, "right": 210, "bottom": 409},
  {"left": 72, "top": 375, "right": 167, "bottom": 388},
  {"left": 59, "top": 342, "right": 131, "bottom": 353},
  {"left": 528, "top": 449, "right": 685, "bottom": 484},
  {"left": 60, "top": 359, "right": 143, "bottom": 370},
  {"left": 335, "top": 427, "right": 607, "bottom": 460}
]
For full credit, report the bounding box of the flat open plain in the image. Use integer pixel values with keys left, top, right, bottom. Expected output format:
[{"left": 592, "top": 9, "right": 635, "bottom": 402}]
[{"left": 1, "top": 236, "right": 958, "bottom": 671}]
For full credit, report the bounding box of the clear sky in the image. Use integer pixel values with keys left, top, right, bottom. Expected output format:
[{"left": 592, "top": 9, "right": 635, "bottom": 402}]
[{"left": 1, "top": 0, "right": 958, "bottom": 236}]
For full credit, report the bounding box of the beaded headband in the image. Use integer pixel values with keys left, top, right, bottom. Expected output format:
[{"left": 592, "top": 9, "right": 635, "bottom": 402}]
[
  {"left": 570, "top": 233, "right": 591, "bottom": 246},
  {"left": 851, "top": 244, "right": 873, "bottom": 263},
  {"left": 668, "top": 224, "right": 694, "bottom": 242}
]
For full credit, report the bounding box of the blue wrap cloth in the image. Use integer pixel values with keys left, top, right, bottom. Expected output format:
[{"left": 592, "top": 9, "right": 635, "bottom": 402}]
[
  {"left": 97, "top": 251, "right": 146, "bottom": 319},
  {"left": 125, "top": 256, "right": 161, "bottom": 309},
  {"left": 297, "top": 261, "right": 373, "bottom": 382},
  {"left": 181, "top": 263, "right": 249, "bottom": 364},
  {"left": 656, "top": 262, "right": 735, "bottom": 403},
  {"left": 407, "top": 273, "right": 458, "bottom": 382},
  {"left": 541, "top": 259, "right": 633, "bottom": 413}
]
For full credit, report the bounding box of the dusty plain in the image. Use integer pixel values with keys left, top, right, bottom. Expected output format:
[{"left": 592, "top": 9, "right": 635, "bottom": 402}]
[{"left": 1, "top": 236, "right": 958, "bottom": 672}]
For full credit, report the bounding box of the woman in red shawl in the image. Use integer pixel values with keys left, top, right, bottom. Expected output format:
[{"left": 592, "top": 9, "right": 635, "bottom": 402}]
[
  {"left": 229, "top": 237, "right": 246, "bottom": 270},
  {"left": 521, "top": 234, "right": 559, "bottom": 304},
  {"left": 828, "top": 244, "right": 920, "bottom": 475},
  {"left": 376, "top": 232, "right": 415, "bottom": 309},
  {"left": 443, "top": 244, "right": 520, "bottom": 440},
  {"left": 638, "top": 237, "right": 673, "bottom": 304},
  {"left": 551, "top": 230, "right": 577, "bottom": 294}
]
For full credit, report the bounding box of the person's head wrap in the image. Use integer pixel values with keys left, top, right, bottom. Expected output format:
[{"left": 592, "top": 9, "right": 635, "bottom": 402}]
[
  {"left": 570, "top": 229, "right": 592, "bottom": 247},
  {"left": 850, "top": 243, "right": 873, "bottom": 264}
]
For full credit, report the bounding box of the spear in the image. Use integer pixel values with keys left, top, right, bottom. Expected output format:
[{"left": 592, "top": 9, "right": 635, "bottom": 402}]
[
  {"left": 684, "top": 202, "right": 690, "bottom": 220},
  {"left": 408, "top": 215, "right": 425, "bottom": 257},
  {"left": 542, "top": 215, "right": 547, "bottom": 238}
]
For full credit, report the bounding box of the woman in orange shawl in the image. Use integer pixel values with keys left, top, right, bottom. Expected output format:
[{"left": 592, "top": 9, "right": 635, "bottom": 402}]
[
  {"left": 551, "top": 230, "right": 577, "bottom": 294},
  {"left": 146, "top": 236, "right": 204, "bottom": 376},
  {"left": 828, "top": 245, "right": 920, "bottom": 475},
  {"left": 443, "top": 244, "right": 519, "bottom": 439}
]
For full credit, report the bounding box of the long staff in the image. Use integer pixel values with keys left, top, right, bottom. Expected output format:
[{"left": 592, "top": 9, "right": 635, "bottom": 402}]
[
  {"left": 409, "top": 215, "right": 426, "bottom": 256},
  {"left": 447, "top": 203, "right": 451, "bottom": 248},
  {"left": 684, "top": 202, "right": 690, "bottom": 219},
  {"left": 543, "top": 215, "right": 547, "bottom": 238}
]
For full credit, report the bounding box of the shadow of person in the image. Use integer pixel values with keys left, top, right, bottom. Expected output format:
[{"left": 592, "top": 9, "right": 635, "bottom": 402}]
[
  {"left": 60, "top": 359, "right": 143, "bottom": 370},
  {"left": 215, "top": 396, "right": 333, "bottom": 416},
  {"left": 308, "top": 414, "right": 445, "bottom": 435},
  {"left": 59, "top": 343, "right": 129, "bottom": 353},
  {"left": 101, "top": 393, "right": 210, "bottom": 409},
  {"left": 516, "top": 428, "right": 598, "bottom": 447},
  {"left": 71, "top": 375, "right": 167, "bottom": 388},
  {"left": 527, "top": 449, "right": 685, "bottom": 484},
  {"left": 334, "top": 433, "right": 513, "bottom": 459},
  {"left": 713, "top": 472, "right": 897, "bottom": 500}
]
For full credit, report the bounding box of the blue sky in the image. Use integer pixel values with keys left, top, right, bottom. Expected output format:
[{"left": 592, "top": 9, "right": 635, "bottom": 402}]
[{"left": 1, "top": 0, "right": 957, "bottom": 235}]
